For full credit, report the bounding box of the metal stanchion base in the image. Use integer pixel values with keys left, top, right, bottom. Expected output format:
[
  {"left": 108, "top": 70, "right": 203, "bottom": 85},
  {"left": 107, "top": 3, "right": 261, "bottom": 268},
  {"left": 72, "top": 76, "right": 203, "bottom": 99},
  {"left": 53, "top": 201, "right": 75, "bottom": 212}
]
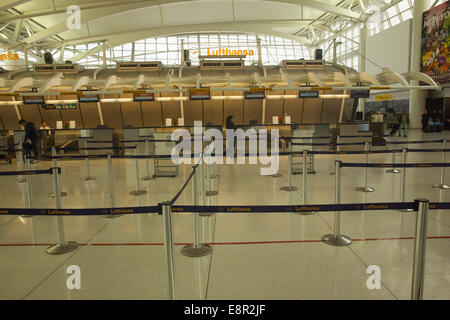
[
  {"left": 102, "top": 214, "right": 123, "bottom": 219},
  {"left": 205, "top": 191, "right": 218, "bottom": 197},
  {"left": 295, "top": 211, "right": 316, "bottom": 216},
  {"left": 20, "top": 215, "right": 33, "bottom": 218},
  {"left": 386, "top": 169, "right": 401, "bottom": 174},
  {"left": 356, "top": 186, "right": 375, "bottom": 193},
  {"left": 46, "top": 241, "right": 78, "bottom": 255},
  {"left": 398, "top": 208, "right": 414, "bottom": 212},
  {"left": 432, "top": 184, "right": 450, "bottom": 190},
  {"left": 271, "top": 173, "right": 282, "bottom": 178},
  {"left": 322, "top": 234, "right": 352, "bottom": 246},
  {"left": 129, "top": 190, "right": 147, "bottom": 196},
  {"left": 211, "top": 175, "right": 220, "bottom": 179},
  {"left": 141, "top": 176, "right": 154, "bottom": 181},
  {"left": 181, "top": 244, "right": 212, "bottom": 257},
  {"left": 17, "top": 178, "right": 26, "bottom": 183},
  {"left": 199, "top": 213, "right": 215, "bottom": 217},
  {"left": 48, "top": 192, "right": 68, "bottom": 198},
  {"left": 84, "top": 176, "right": 96, "bottom": 181},
  {"left": 280, "top": 186, "right": 298, "bottom": 192}
]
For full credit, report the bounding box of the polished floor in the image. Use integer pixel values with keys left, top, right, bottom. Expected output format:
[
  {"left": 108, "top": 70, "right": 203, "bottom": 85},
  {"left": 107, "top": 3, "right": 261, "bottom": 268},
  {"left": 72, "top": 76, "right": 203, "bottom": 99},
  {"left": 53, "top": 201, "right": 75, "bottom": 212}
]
[{"left": 0, "top": 129, "right": 449, "bottom": 300}]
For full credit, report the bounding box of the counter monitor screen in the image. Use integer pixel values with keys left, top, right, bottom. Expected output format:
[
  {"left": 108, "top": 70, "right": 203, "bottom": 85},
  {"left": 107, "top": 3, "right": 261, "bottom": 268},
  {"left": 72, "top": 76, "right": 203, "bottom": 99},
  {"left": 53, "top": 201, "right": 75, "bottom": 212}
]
[
  {"left": 134, "top": 92, "right": 154, "bottom": 102},
  {"left": 299, "top": 91, "right": 319, "bottom": 98},
  {"left": 78, "top": 94, "right": 99, "bottom": 103},
  {"left": 189, "top": 88, "right": 210, "bottom": 100},
  {"left": 351, "top": 90, "right": 370, "bottom": 99},
  {"left": 23, "top": 95, "right": 45, "bottom": 105},
  {"left": 244, "top": 89, "right": 265, "bottom": 100}
]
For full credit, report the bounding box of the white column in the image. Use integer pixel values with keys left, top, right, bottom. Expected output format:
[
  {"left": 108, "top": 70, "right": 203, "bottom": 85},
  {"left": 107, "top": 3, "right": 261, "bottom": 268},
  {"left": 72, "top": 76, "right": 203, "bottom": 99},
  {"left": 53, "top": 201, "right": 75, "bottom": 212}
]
[
  {"left": 359, "top": 24, "right": 367, "bottom": 118},
  {"left": 409, "top": 0, "right": 430, "bottom": 129}
]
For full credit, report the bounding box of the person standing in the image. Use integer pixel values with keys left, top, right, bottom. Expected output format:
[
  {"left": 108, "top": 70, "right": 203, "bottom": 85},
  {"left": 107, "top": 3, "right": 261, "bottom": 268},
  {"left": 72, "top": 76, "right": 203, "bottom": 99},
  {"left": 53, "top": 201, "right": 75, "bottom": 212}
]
[
  {"left": 422, "top": 110, "right": 430, "bottom": 132},
  {"left": 19, "top": 119, "right": 41, "bottom": 163},
  {"left": 399, "top": 110, "right": 409, "bottom": 137}
]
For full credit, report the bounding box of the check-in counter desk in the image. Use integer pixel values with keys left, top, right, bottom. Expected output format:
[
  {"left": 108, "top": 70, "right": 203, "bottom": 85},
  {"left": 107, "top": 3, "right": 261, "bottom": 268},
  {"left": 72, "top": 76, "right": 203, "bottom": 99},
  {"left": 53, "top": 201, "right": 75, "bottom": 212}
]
[
  {"left": 335, "top": 123, "right": 373, "bottom": 150},
  {"left": 0, "top": 130, "right": 13, "bottom": 162},
  {"left": 123, "top": 126, "right": 222, "bottom": 156},
  {"left": 76, "top": 128, "right": 115, "bottom": 155}
]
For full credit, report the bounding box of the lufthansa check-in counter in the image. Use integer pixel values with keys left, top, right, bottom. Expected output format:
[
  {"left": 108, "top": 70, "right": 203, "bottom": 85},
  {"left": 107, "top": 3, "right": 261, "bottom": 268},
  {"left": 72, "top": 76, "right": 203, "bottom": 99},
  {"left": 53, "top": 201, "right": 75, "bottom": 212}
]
[
  {"left": 76, "top": 128, "right": 115, "bottom": 155},
  {"left": 335, "top": 123, "right": 373, "bottom": 150}
]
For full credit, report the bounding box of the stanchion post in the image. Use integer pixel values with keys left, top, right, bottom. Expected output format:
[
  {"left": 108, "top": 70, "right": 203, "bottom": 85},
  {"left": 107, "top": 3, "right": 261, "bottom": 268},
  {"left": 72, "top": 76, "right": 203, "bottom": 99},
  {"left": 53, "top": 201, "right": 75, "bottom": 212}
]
[
  {"left": 16, "top": 147, "right": 26, "bottom": 183},
  {"left": 205, "top": 154, "right": 218, "bottom": 197},
  {"left": 356, "top": 141, "right": 375, "bottom": 193},
  {"left": 281, "top": 143, "right": 298, "bottom": 192},
  {"left": 130, "top": 148, "right": 147, "bottom": 196},
  {"left": 297, "top": 150, "right": 315, "bottom": 215},
  {"left": 162, "top": 202, "right": 176, "bottom": 300},
  {"left": 103, "top": 154, "right": 122, "bottom": 219},
  {"left": 387, "top": 135, "right": 400, "bottom": 174},
  {"left": 433, "top": 140, "right": 449, "bottom": 189},
  {"left": 322, "top": 161, "right": 352, "bottom": 246},
  {"left": 181, "top": 166, "right": 212, "bottom": 257},
  {"left": 48, "top": 147, "right": 67, "bottom": 198},
  {"left": 20, "top": 158, "right": 33, "bottom": 218},
  {"left": 399, "top": 148, "right": 413, "bottom": 212},
  {"left": 83, "top": 140, "right": 95, "bottom": 181},
  {"left": 46, "top": 167, "right": 78, "bottom": 255},
  {"left": 411, "top": 199, "right": 430, "bottom": 300},
  {"left": 142, "top": 139, "right": 152, "bottom": 181}
]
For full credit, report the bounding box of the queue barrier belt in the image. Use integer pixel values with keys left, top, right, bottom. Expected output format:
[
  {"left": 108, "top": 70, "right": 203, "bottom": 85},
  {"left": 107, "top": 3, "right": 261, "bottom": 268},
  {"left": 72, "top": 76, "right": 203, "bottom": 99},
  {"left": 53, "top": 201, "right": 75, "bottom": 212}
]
[
  {"left": 0, "top": 167, "right": 60, "bottom": 176},
  {"left": 0, "top": 202, "right": 448, "bottom": 216},
  {"left": 341, "top": 163, "right": 450, "bottom": 168}
]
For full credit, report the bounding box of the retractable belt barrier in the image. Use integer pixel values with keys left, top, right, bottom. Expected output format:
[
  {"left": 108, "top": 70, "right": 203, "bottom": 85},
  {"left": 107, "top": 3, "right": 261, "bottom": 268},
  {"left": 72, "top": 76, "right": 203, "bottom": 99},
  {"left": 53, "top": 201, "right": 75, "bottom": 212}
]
[
  {"left": 0, "top": 167, "right": 60, "bottom": 176},
  {"left": 342, "top": 163, "right": 450, "bottom": 168},
  {"left": 0, "top": 201, "right": 448, "bottom": 216}
]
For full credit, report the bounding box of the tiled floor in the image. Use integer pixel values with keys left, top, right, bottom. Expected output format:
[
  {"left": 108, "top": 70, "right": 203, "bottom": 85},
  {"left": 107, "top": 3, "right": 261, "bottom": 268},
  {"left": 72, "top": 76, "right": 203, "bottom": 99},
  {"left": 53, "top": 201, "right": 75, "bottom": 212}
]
[{"left": 0, "top": 129, "right": 449, "bottom": 300}]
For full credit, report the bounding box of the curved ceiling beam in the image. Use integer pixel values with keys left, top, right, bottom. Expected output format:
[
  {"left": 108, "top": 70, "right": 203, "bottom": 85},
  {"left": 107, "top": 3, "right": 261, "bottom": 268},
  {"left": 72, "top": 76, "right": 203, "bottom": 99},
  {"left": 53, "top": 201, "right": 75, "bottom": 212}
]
[
  {"left": 39, "top": 72, "right": 63, "bottom": 92},
  {"left": 103, "top": 75, "right": 117, "bottom": 91},
  {"left": 2, "top": 0, "right": 362, "bottom": 23},
  {"left": 403, "top": 72, "right": 440, "bottom": 88},
  {"left": 72, "top": 75, "right": 90, "bottom": 91},
  {"left": 9, "top": 76, "right": 33, "bottom": 92}
]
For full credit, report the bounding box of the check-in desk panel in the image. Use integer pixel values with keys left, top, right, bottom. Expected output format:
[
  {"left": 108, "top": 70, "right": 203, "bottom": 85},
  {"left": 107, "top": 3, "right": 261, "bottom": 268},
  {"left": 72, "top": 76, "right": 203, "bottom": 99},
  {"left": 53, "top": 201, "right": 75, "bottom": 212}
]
[{"left": 337, "top": 123, "right": 372, "bottom": 150}]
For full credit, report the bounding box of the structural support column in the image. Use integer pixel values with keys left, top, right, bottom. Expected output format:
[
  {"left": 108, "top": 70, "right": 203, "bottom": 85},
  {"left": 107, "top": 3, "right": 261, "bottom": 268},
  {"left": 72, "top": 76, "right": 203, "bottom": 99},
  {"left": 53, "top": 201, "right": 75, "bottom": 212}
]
[
  {"left": 410, "top": 0, "right": 429, "bottom": 129},
  {"left": 359, "top": 23, "right": 367, "bottom": 118}
]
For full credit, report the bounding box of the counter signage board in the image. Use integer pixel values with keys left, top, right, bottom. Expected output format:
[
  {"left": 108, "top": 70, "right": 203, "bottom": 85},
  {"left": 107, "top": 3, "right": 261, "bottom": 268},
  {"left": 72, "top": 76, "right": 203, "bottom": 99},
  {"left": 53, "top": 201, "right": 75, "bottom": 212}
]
[
  {"left": 189, "top": 88, "right": 210, "bottom": 100},
  {"left": 23, "top": 95, "right": 45, "bottom": 105},
  {"left": 299, "top": 91, "right": 319, "bottom": 98},
  {"left": 351, "top": 90, "right": 370, "bottom": 99},
  {"left": 244, "top": 88, "right": 265, "bottom": 100},
  {"left": 78, "top": 94, "right": 99, "bottom": 103},
  {"left": 134, "top": 92, "right": 155, "bottom": 102}
]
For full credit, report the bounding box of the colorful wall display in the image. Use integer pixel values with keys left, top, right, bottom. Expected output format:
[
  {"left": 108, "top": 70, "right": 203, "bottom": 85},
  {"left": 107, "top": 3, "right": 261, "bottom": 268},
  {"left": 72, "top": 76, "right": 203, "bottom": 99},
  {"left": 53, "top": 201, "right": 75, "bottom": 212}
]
[{"left": 421, "top": 1, "right": 450, "bottom": 85}]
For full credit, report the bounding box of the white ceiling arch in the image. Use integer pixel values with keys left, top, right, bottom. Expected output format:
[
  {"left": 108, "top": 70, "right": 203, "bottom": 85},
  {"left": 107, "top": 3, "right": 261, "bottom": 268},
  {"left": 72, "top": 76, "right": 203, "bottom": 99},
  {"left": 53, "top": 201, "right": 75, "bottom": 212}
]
[{"left": 0, "top": 0, "right": 363, "bottom": 49}]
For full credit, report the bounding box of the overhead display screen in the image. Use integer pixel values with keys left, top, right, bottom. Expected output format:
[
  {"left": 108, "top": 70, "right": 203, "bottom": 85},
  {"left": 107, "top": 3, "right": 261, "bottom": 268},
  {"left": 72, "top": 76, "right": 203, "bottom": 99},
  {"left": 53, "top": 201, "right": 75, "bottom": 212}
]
[
  {"left": 299, "top": 91, "right": 319, "bottom": 98},
  {"left": 244, "top": 88, "right": 266, "bottom": 100},
  {"left": 351, "top": 90, "right": 370, "bottom": 99},
  {"left": 134, "top": 92, "right": 155, "bottom": 102},
  {"left": 78, "top": 94, "right": 99, "bottom": 103},
  {"left": 22, "top": 95, "right": 45, "bottom": 105},
  {"left": 189, "top": 88, "right": 210, "bottom": 100}
]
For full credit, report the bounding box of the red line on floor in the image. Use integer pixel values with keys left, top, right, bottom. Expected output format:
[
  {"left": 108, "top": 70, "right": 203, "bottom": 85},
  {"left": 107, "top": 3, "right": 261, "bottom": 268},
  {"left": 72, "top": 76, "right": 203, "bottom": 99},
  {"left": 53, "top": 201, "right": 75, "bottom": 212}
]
[{"left": 0, "top": 236, "right": 449, "bottom": 247}]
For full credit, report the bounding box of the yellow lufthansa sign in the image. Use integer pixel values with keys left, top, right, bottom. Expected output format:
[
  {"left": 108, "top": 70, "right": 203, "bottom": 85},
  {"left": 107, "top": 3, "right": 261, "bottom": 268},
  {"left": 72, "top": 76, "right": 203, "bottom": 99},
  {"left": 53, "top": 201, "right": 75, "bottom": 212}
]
[
  {"left": 375, "top": 94, "right": 393, "bottom": 101},
  {"left": 370, "top": 86, "right": 391, "bottom": 90},
  {"left": 60, "top": 91, "right": 83, "bottom": 96}
]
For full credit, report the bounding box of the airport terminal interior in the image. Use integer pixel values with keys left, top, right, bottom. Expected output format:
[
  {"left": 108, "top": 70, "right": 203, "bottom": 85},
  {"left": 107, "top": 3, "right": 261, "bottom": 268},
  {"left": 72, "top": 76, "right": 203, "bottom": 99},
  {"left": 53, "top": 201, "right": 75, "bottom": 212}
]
[{"left": 0, "top": 0, "right": 449, "bottom": 300}]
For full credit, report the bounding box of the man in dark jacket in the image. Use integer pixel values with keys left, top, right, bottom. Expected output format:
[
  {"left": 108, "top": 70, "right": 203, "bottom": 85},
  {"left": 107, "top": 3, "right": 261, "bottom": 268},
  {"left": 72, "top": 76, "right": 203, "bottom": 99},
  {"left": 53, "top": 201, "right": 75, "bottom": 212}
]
[{"left": 19, "top": 119, "right": 40, "bottom": 162}]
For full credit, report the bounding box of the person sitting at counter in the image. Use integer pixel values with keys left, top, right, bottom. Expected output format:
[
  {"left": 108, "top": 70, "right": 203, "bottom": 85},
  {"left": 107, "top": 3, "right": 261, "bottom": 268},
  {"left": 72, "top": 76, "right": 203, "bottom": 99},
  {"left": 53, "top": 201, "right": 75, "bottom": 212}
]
[
  {"left": 40, "top": 120, "right": 52, "bottom": 135},
  {"left": 19, "top": 119, "right": 40, "bottom": 163}
]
